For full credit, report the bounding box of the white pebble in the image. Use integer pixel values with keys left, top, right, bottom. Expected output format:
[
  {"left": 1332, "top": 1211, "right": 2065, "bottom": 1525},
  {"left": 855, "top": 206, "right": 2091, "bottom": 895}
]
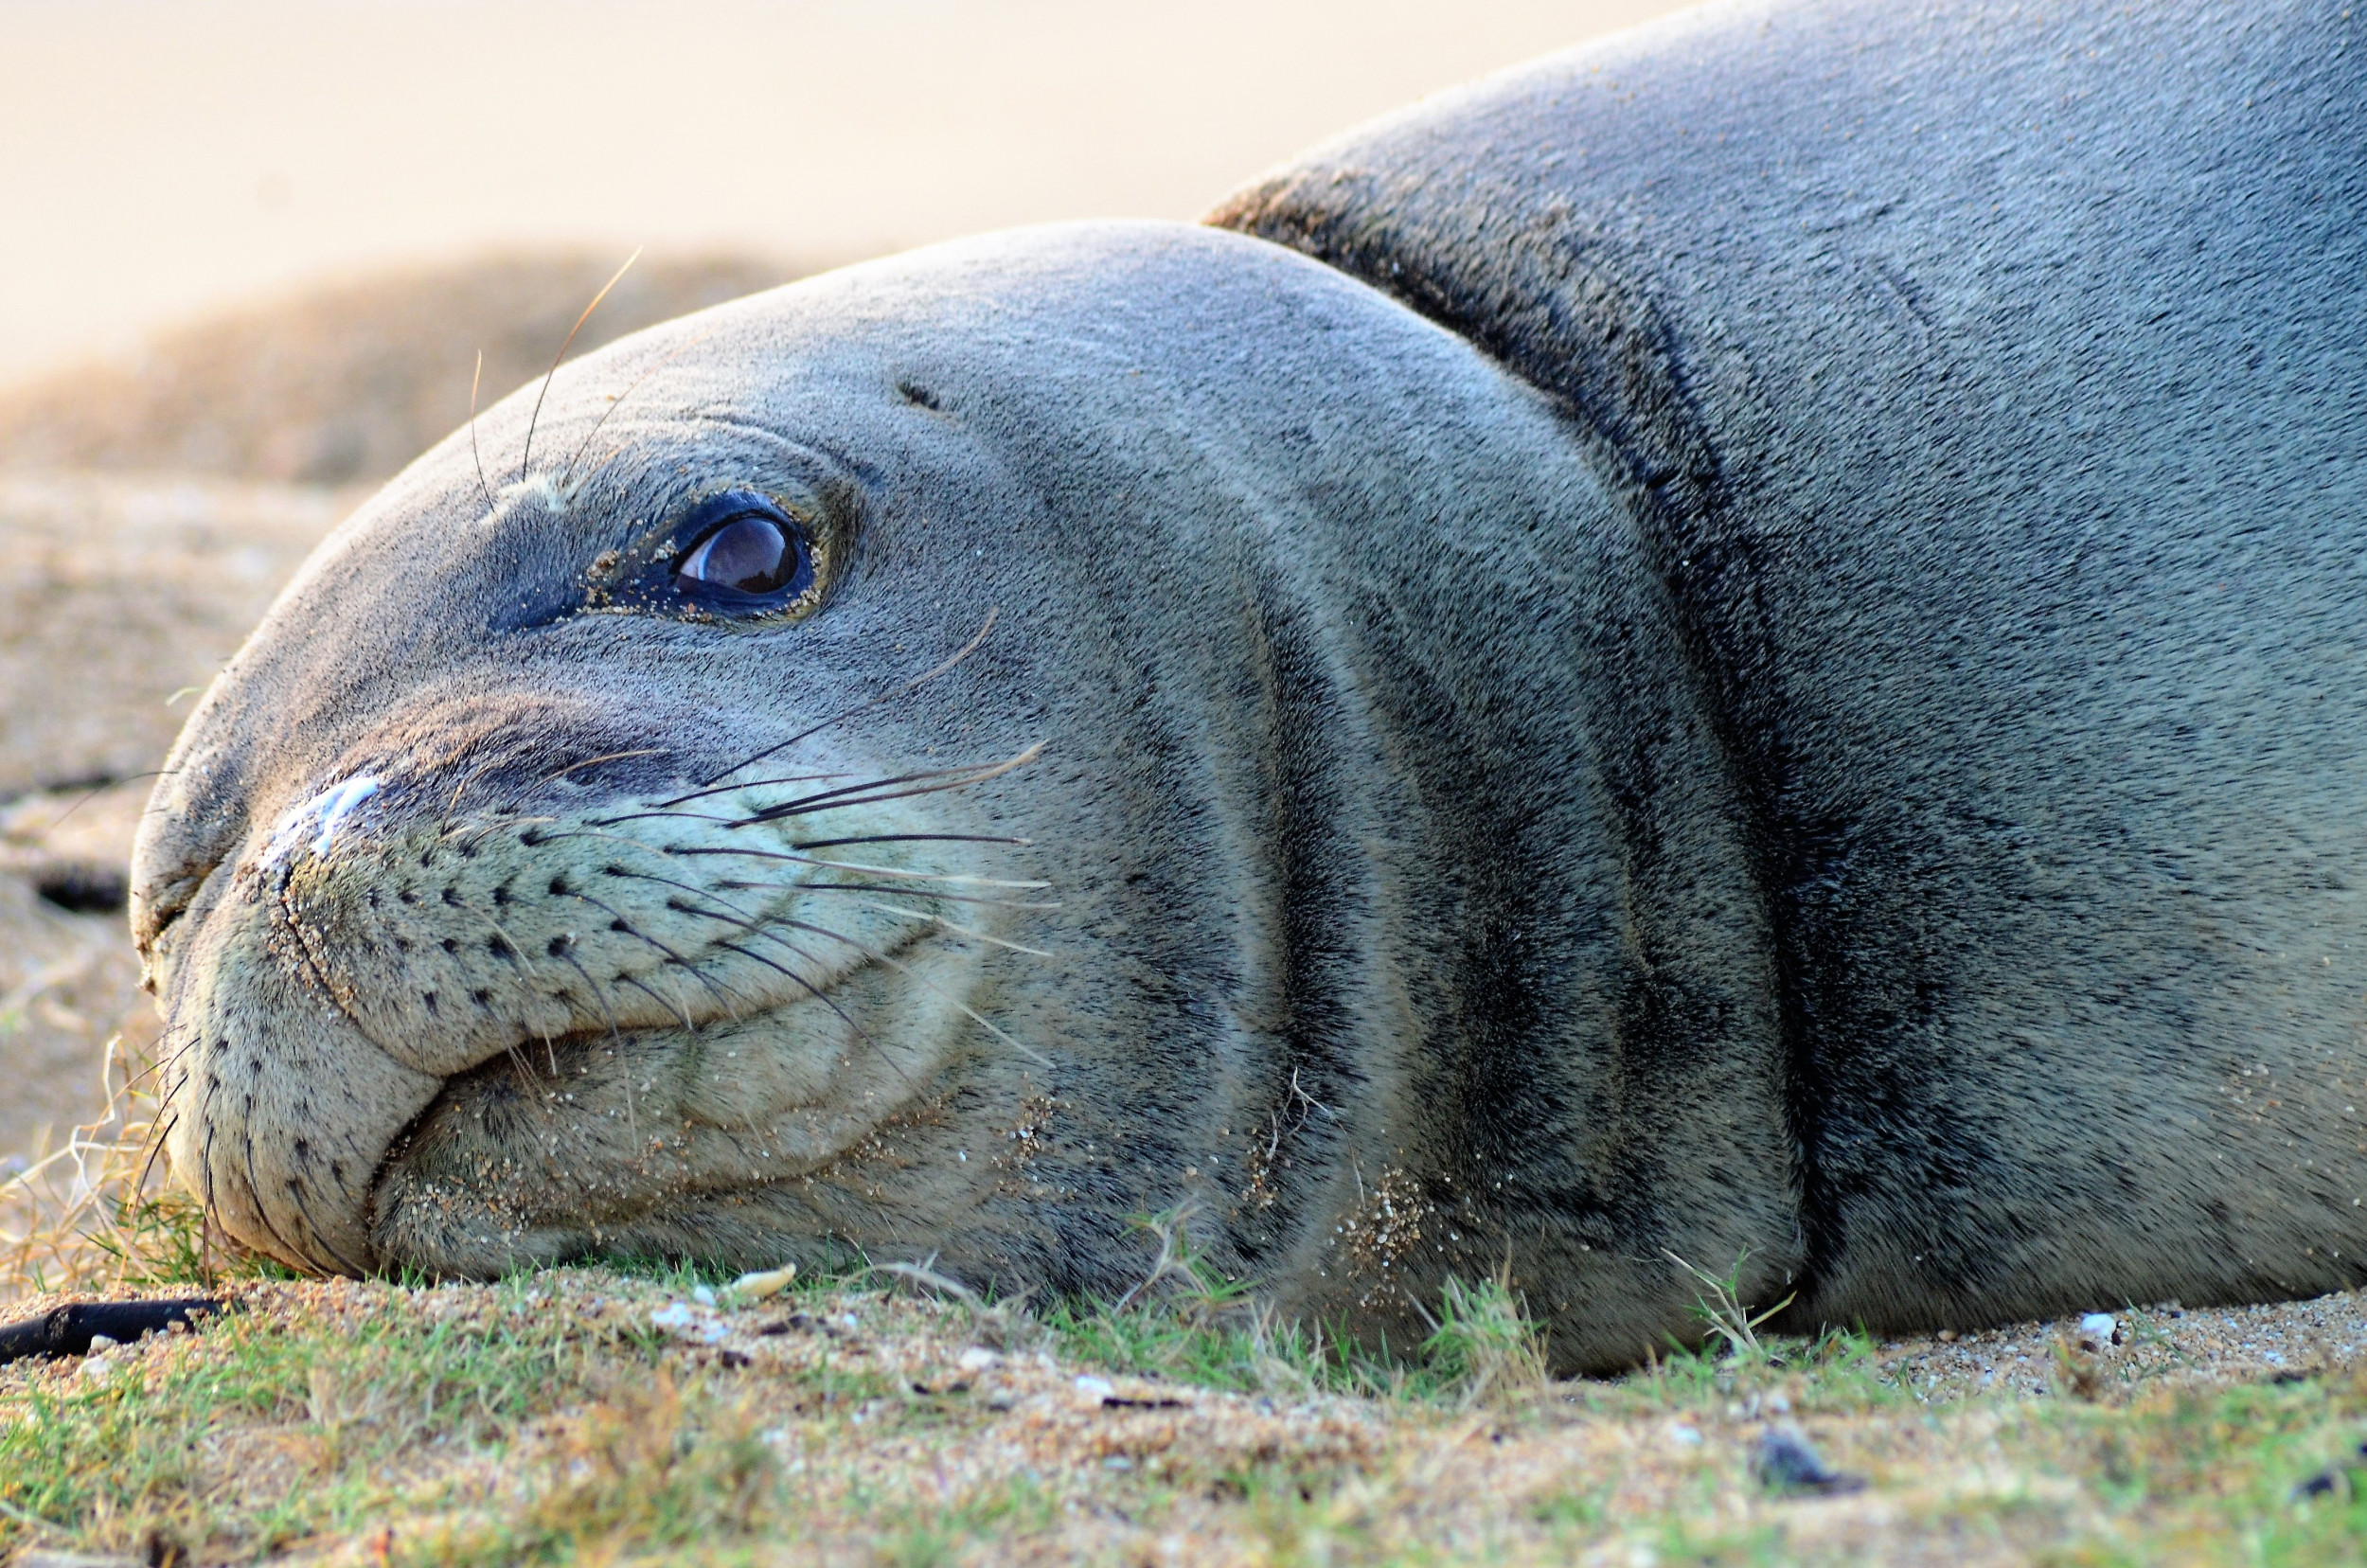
[
  {"left": 2079, "top": 1312, "right": 2117, "bottom": 1340},
  {"left": 724, "top": 1264, "right": 798, "bottom": 1304}
]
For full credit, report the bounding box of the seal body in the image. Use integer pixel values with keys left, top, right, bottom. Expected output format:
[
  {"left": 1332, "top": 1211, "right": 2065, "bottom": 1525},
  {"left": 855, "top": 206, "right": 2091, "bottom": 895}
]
[
  {"left": 131, "top": 0, "right": 2367, "bottom": 1370},
  {"left": 1214, "top": 0, "right": 2367, "bottom": 1338}
]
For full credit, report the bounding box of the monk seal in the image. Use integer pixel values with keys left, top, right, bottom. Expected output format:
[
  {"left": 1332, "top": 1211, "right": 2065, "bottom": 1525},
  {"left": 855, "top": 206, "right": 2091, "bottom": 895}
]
[{"left": 131, "top": 0, "right": 2367, "bottom": 1371}]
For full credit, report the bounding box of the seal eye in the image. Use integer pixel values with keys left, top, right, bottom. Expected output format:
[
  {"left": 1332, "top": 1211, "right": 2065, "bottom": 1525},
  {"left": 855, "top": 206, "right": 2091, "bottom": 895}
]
[
  {"left": 664, "top": 491, "right": 821, "bottom": 615},
  {"left": 678, "top": 513, "right": 800, "bottom": 596}
]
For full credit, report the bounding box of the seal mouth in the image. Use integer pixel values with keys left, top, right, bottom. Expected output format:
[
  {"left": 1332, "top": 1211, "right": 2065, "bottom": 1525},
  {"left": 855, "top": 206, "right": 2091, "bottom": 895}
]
[{"left": 364, "top": 926, "right": 965, "bottom": 1275}]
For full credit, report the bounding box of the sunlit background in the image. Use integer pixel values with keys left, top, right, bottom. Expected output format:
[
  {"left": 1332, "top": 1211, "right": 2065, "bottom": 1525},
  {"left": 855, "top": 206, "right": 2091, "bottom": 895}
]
[
  {"left": 0, "top": 0, "right": 1689, "bottom": 1155},
  {"left": 6, "top": 0, "right": 1688, "bottom": 382}
]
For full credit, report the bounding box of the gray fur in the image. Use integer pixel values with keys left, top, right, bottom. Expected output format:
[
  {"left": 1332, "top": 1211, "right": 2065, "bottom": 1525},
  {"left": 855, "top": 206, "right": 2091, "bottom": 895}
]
[{"left": 132, "top": 0, "right": 2367, "bottom": 1371}]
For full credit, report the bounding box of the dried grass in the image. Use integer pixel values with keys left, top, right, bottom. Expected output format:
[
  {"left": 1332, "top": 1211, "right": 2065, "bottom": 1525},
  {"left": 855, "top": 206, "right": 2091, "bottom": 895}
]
[{"left": 0, "top": 1029, "right": 230, "bottom": 1304}]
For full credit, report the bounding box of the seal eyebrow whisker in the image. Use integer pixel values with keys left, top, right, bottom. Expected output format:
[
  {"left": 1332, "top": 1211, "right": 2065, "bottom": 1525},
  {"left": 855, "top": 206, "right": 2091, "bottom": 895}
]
[
  {"left": 468, "top": 348, "right": 494, "bottom": 515},
  {"left": 521, "top": 247, "right": 641, "bottom": 485},
  {"left": 685, "top": 607, "right": 1002, "bottom": 793},
  {"left": 558, "top": 320, "right": 722, "bottom": 495}
]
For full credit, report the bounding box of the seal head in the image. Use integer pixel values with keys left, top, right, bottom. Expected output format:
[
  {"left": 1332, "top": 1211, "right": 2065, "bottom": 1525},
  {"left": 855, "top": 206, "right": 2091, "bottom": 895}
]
[{"left": 134, "top": 223, "right": 1785, "bottom": 1367}]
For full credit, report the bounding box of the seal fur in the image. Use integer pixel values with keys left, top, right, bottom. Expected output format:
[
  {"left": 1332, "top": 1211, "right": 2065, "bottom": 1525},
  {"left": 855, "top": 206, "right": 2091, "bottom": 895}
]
[{"left": 133, "top": 0, "right": 2367, "bottom": 1370}]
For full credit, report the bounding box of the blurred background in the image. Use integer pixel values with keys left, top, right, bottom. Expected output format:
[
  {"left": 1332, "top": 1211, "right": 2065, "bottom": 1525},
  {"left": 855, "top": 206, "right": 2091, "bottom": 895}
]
[{"left": 0, "top": 0, "right": 1685, "bottom": 1159}]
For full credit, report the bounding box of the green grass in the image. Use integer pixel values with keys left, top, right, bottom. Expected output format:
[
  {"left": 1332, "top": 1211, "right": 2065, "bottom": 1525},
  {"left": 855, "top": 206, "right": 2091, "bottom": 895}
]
[{"left": 4, "top": 1216, "right": 2367, "bottom": 1565}]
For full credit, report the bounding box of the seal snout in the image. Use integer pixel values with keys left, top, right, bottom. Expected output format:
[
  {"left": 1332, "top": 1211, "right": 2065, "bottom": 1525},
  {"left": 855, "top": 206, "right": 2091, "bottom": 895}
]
[{"left": 153, "top": 708, "right": 1033, "bottom": 1279}]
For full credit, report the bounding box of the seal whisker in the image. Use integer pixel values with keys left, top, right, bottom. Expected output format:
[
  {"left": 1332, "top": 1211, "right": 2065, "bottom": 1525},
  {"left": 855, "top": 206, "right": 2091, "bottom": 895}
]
[
  {"left": 703, "top": 935, "right": 925, "bottom": 1098},
  {"left": 664, "top": 846, "right": 1047, "bottom": 888},
  {"left": 709, "top": 878, "right": 1058, "bottom": 912},
  {"left": 789, "top": 831, "right": 1035, "bottom": 852},
  {"left": 731, "top": 762, "right": 1042, "bottom": 827},
  {"left": 770, "top": 915, "right": 1050, "bottom": 1068},
  {"left": 601, "top": 865, "right": 1018, "bottom": 1083},
  {"left": 439, "top": 757, "right": 509, "bottom": 834},
  {"left": 658, "top": 764, "right": 954, "bottom": 814},
  {"left": 627, "top": 769, "right": 847, "bottom": 805},
  {"left": 134, "top": 1109, "right": 179, "bottom": 1208},
  {"left": 685, "top": 607, "right": 1000, "bottom": 793},
  {"left": 632, "top": 747, "right": 1031, "bottom": 823},
  {"left": 563, "top": 889, "right": 753, "bottom": 1021},
  {"left": 468, "top": 348, "right": 493, "bottom": 515},
  {"left": 520, "top": 247, "right": 641, "bottom": 485},
  {"left": 240, "top": 1124, "right": 316, "bottom": 1274},
  {"left": 612, "top": 970, "right": 697, "bottom": 1033},
  {"left": 632, "top": 882, "right": 928, "bottom": 1096},
  {"left": 703, "top": 936, "right": 896, "bottom": 1060},
  {"left": 633, "top": 745, "right": 1041, "bottom": 834},
  {"left": 284, "top": 1173, "right": 369, "bottom": 1277},
  {"left": 852, "top": 900, "right": 1053, "bottom": 956},
  {"left": 198, "top": 1116, "right": 222, "bottom": 1252}
]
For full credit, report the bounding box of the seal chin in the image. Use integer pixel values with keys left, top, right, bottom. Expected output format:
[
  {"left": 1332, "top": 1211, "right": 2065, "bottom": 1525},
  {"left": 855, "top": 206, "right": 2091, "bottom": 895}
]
[
  {"left": 365, "top": 930, "right": 982, "bottom": 1276},
  {"left": 151, "top": 739, "right": 1020, "bottom": 1279}
]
